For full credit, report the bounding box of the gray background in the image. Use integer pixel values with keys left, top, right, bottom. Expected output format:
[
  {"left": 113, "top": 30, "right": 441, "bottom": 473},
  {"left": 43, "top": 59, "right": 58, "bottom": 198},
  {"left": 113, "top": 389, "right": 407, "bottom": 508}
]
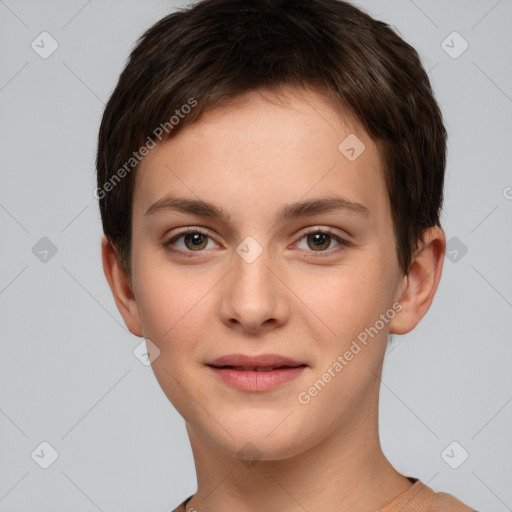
[{"left": 1, "top": 0, "right": 511, "bottom": 510}]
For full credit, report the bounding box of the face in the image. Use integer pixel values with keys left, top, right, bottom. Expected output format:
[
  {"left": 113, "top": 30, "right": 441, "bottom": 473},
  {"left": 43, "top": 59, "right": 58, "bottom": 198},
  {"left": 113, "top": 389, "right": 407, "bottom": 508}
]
[{"left": 123, "top": 87, "right": 408, "bottom": 460}]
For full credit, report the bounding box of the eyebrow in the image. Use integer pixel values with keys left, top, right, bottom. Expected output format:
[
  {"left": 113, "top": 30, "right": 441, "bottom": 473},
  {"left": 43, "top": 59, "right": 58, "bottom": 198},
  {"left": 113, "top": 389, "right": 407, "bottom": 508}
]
[{"left": 144, "top": 195, "right": 371, "bottom": 223}]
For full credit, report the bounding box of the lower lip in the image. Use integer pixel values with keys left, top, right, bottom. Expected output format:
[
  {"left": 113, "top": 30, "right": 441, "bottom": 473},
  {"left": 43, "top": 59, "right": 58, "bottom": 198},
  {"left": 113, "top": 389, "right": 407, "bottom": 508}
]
[{"left": 207, "top": 366, "right": 307, "bottom": 391}]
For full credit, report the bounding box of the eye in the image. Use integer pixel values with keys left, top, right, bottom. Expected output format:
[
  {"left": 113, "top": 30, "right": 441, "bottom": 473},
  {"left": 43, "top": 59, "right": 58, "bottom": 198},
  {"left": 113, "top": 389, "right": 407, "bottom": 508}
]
[
  {"left": 164, "top": 228, "right": 218, "bottom": 253},
  {"left": 163, "top": 226, "right": 349, "bottom": 257},
  {"left": 294, "top": 228, "right": 348, "bottom": 253}
]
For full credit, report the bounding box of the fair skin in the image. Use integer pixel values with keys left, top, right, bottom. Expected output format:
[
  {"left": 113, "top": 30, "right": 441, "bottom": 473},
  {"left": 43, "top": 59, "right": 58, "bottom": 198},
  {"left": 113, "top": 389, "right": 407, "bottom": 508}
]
[{"left": 102, "top": 86, "right": 445, "bottom": 512}]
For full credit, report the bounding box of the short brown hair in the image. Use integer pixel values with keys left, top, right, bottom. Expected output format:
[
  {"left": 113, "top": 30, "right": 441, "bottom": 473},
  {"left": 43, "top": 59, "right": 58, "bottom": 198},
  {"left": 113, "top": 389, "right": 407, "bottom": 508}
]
[{"left": 96, "top": 0, "right": 447, "bottom": 276}]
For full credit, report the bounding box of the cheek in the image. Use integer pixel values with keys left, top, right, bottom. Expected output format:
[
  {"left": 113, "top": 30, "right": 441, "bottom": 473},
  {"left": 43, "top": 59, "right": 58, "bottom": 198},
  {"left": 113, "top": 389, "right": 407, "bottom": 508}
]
[
  {"left": 131, "top": 252, "right": 218, "bottom": 353},
  {"left": 290, "top": 266, "right": 392, "bottom": 426},
  {"left": 289, "top": 262, "right": 392, "bottom": 345},
  {"left": 131, "top": 250, "right": 181, "bottom": 335},
  {"left": 131, "top": 258, "right": 212, "bottom": 413}
]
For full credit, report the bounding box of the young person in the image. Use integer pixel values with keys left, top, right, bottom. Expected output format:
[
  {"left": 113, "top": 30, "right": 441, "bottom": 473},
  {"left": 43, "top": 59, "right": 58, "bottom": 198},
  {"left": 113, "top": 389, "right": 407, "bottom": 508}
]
[{"left": 96, "top": 0, "right": 476, "bottom": 510}]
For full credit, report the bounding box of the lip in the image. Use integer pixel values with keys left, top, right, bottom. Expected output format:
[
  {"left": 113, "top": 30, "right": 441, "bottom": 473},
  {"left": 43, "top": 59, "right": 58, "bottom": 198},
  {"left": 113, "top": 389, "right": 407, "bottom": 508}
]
[
  {"left": 206, "top": 353, "right": 308, "bottom": 392},
  {"left": 207, "top": 353, "right": 305, "bottom": 368}
]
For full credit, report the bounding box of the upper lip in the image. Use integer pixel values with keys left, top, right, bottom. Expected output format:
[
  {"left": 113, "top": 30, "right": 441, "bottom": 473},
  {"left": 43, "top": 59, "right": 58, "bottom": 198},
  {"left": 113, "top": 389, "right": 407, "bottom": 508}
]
[{"left": 206, "top": 353, "right": 306, "bottom": 368}]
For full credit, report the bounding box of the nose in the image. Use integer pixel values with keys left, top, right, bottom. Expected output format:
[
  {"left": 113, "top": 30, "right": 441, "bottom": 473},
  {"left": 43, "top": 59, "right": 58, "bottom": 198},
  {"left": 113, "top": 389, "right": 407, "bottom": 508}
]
[{"left": 219, "top": 245, "right": 290, "bottom": 335}]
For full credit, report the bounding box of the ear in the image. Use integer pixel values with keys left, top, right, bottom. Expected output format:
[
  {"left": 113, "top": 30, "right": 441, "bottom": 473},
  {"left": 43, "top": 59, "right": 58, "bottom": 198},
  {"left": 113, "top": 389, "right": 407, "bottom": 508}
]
[
  {"left": 101, "top": 235, "right": 143, "bottom": 337},
  {"left": 390, "top": 226, "right": 446, "bottom": 335}
]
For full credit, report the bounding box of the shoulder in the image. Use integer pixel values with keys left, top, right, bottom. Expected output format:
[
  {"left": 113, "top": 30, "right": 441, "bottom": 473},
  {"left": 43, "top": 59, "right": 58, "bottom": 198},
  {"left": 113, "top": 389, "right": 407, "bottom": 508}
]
[
  {"left": 432, "top": 491, "right": 477, "bottom": 511},
  {"left": 171, "top": 495, "right": 194, "bottom": 512},
  {"left": 170, "top": 502, "right": 186, "bottom": 512},
  {"left": 379, "top": 478, "right": 477, "bottom": 512}
]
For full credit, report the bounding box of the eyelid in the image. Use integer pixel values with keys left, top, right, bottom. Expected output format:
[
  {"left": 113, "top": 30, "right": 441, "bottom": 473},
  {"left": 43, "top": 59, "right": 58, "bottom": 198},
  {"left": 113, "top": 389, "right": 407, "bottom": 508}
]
[
  {"left": 166, "top": 226, "right": 215, "bottom": 239},
  {"left": 299, "top": 225, "right": 350, "bottom": 240}
]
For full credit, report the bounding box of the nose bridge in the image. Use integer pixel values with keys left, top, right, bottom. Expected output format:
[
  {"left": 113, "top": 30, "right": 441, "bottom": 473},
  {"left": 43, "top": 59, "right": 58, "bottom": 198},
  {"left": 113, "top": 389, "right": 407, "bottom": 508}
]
[
  {"left": 235, "top": 247, "right": 272, "bottom": 295},
  {"left": 220, "top": 238, "right": 287, "bottom": 332}
]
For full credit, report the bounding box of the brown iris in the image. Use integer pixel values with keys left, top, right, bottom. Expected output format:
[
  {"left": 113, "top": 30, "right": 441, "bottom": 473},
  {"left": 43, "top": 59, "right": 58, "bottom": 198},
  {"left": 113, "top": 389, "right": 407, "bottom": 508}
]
[
  {"left": 183, "top": 232, "right": 209, "bottom": 250},
  {"left": 307, "top": 232, "right": 331, "bottom": 251}
]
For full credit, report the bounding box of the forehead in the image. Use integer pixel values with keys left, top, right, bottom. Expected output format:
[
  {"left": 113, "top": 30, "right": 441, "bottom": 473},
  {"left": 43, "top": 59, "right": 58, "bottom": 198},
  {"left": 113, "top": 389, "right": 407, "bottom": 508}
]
[{"left": 133, "top": 86, "right": 389, "bottom": 229}]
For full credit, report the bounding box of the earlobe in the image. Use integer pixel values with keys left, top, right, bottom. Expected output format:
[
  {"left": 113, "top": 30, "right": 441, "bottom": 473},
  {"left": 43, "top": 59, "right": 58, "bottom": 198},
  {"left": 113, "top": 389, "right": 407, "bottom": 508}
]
[
  {"left": 101, "top": 235, "right": 143, "bottom": 337},
  {"left": 389, "top": 226, "right": 446, "bottom": 335}
]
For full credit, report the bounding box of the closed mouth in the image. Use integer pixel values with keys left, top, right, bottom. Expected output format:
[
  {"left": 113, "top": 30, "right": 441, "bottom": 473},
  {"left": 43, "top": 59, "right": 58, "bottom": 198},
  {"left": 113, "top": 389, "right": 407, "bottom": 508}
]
[{"left": 208, "top": 364, "right": 307, "bottom": 372}]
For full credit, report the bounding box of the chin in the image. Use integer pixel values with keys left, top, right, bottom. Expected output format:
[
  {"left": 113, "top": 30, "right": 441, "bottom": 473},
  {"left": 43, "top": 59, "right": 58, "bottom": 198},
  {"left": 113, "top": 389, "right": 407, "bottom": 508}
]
[{"left": 197, "top": 412, "right": 319, "bottom": 463}]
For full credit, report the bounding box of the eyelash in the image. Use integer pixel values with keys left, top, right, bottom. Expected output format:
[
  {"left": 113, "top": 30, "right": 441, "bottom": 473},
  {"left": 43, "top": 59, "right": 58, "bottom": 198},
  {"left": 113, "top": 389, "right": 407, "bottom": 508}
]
[{"left": 163, "top": 226, "right": 349, "bottom": 258}]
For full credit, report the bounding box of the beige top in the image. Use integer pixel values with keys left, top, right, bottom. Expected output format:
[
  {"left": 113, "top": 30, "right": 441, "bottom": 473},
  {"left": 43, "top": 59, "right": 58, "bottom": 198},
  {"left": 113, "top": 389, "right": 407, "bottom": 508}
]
[{"left": 171, "top": 478, "right": 476, "bottom": 512}]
